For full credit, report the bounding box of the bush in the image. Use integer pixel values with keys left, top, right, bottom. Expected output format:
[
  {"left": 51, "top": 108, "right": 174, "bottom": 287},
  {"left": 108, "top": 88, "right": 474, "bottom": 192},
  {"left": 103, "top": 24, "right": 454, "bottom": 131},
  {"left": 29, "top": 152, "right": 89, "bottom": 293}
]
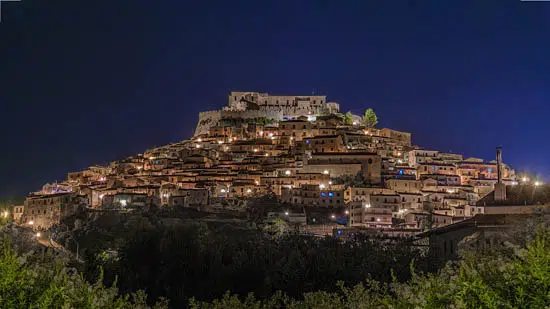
[{"left": 0, "top": 235, "right": 167, "bottom": 309}]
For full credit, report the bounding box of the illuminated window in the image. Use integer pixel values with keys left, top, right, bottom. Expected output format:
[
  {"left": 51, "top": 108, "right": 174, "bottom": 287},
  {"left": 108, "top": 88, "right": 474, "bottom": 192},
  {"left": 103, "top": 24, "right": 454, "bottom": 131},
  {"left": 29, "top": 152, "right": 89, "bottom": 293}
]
[{"left": 328, "top": 192, "right": 334, "bottom": 197}]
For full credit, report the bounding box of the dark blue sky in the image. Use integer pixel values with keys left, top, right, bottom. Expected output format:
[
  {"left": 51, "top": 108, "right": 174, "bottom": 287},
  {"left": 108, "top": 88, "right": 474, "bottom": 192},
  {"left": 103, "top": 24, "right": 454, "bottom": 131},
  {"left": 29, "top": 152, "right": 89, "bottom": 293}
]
[{"left": 1, "top": 0, "right": 549, "bottom": 197}]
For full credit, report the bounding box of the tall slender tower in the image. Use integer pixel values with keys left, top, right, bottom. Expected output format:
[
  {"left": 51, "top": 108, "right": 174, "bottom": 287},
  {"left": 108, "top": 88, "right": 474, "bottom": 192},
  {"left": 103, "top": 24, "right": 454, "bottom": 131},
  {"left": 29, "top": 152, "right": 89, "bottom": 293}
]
[{"left": 494, "top": 147, "right": 507, "bottom": 201}]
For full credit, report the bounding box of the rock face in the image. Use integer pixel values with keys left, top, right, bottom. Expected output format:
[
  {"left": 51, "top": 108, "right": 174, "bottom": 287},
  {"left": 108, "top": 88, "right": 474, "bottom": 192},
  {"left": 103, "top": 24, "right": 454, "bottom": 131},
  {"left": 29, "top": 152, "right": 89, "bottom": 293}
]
[{"left": 194, "top": 91, "right": 339, "bottom": 136}]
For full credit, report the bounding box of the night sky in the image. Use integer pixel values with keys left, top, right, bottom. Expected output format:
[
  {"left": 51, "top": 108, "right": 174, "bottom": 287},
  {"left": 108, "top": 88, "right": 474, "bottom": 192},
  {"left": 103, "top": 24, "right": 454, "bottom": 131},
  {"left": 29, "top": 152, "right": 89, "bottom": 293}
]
[{"left": 1, "top": 0, "right": 549, "bottom": 198}]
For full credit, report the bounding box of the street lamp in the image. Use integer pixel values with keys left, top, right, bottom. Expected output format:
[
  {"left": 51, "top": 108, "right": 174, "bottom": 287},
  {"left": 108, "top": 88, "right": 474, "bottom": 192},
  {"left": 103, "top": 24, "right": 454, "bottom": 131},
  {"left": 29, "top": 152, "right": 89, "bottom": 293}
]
[
  {"left": 35, "top": 232, "right": 41, "bottom": 238},
  {"left": 2, "top": 211, "right": 8, "bottom": 218},
  {"left": 364, "top": 203, "right": 371, "bottom": 209},
  {"left": 345, "top": 210, "right": 349, "bottom": 215},
  {"left": 331, "top": 214, "right": 336, "bottom": 219},
  {"left": 285, "top": 211, "right": 289, "bottom": 216},
  {"left": 28, "top": 220, "right": 34, "bottom": 225},
  {"left": 285, "top": 170, "right": 291, "bottom": 175}
]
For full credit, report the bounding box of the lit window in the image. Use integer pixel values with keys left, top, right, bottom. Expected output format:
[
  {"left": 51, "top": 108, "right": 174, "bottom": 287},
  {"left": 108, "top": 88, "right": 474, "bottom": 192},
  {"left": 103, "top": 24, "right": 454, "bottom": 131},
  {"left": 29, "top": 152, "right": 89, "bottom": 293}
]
[{"left": 328, "top": 192, "right": 334, "bottom": 197}]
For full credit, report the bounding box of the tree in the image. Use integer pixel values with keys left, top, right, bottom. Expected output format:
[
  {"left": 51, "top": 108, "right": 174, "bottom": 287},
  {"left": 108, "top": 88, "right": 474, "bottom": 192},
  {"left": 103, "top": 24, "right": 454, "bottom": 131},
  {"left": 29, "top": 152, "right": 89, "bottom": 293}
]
[
  {"left": 361, "top": 108, "right": 378, "bottom": 128},
  {"left": 344, "top": 111, "right": 354, "bottom": 125}
]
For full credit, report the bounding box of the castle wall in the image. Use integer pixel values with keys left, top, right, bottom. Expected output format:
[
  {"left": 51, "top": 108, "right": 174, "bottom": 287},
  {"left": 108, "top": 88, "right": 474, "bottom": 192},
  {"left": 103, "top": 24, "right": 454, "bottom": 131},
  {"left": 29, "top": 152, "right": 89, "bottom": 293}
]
[{"left": 194, "top": 110, "right": 222, "bottom": 136}]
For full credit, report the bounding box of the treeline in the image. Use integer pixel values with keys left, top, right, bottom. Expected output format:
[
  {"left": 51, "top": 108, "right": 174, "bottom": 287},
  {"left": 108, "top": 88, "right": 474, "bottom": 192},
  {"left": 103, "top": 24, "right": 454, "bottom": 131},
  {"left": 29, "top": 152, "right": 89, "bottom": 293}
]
[
  {"left": 3, "top": 213, "right": 550, "bottom": 308},
  {"left": 190, "top": 226, "right": 550, "bottom": 308},
  {"left": 0, "top": 225, "right": 168, "bottom": 308},
  {"left": 84, "top": 219, "right": 431, "bottom": 308}
]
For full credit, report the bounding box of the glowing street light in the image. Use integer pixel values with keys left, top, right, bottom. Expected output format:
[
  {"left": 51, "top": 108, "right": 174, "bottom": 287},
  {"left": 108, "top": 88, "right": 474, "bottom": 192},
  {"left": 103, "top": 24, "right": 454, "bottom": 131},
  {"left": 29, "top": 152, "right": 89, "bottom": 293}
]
[
  {"left": 99, "top": 194, "right": 105, "bottom": 199},
  {"left": 246, "top": 189, "right": 252, "bottom": 193},
  {"left": 35, "top": 232, "right": 41, "bottom": 238},
  {"left": 255, "top": 181, "right": 260, "bottom": 185},
  {"left": 253, "top": 148, "right": 258, "bottom": 152},
  {"left": 328, "top": 181, "right": 332, "bottom": 185},
  {"left": 220, "top": 189, "right": 226, "bottom": 193},
  {"left": 269, "top": 133, "right": 274, "bottom": 137},
  {"left": 345, "top": 210, "right": 349, "bottom": 215},
  {"left": 323, "top": 170, "right": 329, "bottom": 175},
  {"left": 535, "top": 181, "right": 541, "bottom": 186},
  {"left": 228, "top": 138, "right": 233, "bottom": 142},
  {"left": 197, "top": 138, "right": 202, "bottom": 142},
  {"left": 218, "top": 140, "right": 223, "bottom": 144},
  {"left": 285, "top": 170, "right": 291, "bottom": 175},
  {"left": 331, "top": 214, "right": 336, "bottom": 219},
  {"left": 364, "top": 203, "right": 371, "bottom": 209},
  {"left": 376, "top": 218, "right": 381, "bottom": 222},
  {"left": 522, "top": 177, "right": 528, "bottom": 182},
  {"left": 285, "top": 211, "right": 289, "bottom": 216},
  {"left": 28, "top": 220, "right": 34, "bottom": 225},
  {"left": 319, "top": 184, "right": 326, "bottom": 189},
  {"left": 195, "top": 144, "right": 201, "bottom": 148},
  {"left": 2, "top": 211, "right": 8, "bottom": 218},
  {"left": 120, "top": 200, "right": 127, "bottom": 207}
]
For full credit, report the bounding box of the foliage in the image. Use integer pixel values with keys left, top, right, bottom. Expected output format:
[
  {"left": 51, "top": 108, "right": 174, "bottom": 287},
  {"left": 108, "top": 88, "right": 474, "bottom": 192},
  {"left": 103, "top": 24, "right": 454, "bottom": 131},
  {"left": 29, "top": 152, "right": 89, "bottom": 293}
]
[
  {"left": 331, "top": 172, "right": 367, "bottom": 187},
  {"left": 361, "top": 108, "right": 378, "bottom": 128},
  {"left": 263, "top": 217, "right": 290, "bottom": 239},
  {"left": 0, "top": 235, "right": 167, "bottom": 309},
  {"left": 189, "top": 226, "right": 550, "bottom": 309},
  {"left": 344, "top": 111, "right": 354, "bottom": 125},
  {"left": 87, "top": 218, "right": 428, "bottom": 308}
]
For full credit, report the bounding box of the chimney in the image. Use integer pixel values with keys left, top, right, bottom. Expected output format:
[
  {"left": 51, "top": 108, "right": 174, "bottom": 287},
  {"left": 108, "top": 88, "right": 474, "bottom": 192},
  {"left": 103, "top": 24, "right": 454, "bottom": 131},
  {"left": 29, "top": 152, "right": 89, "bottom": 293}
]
[
  {"left": 494, "top": 147, "right": 506, "bottom": 201},
  {"left": 496, "top": 147, "right": 503, "bottom": 184}
]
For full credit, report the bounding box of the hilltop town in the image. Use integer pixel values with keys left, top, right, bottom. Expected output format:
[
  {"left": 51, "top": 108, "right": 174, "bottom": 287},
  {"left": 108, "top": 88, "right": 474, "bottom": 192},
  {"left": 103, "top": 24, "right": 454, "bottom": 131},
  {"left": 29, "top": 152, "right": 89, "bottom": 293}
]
[{"left": 14, "top": 91, "right": 542, "bottom": 237}]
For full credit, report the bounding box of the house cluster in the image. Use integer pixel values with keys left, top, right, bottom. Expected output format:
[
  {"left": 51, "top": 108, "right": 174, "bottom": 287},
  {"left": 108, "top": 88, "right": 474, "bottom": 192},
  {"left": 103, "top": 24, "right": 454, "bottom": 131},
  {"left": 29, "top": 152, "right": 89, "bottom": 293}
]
[{"left": 16, "top": 91, "right": 527, "bottom": 231}]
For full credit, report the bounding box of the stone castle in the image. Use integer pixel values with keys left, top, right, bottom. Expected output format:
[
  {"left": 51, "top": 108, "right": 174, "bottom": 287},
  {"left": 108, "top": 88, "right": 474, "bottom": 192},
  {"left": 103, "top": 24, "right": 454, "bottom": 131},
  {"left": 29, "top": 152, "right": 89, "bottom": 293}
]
[{"left": 194, "top": 91, "right": 340, "bottom": 136}]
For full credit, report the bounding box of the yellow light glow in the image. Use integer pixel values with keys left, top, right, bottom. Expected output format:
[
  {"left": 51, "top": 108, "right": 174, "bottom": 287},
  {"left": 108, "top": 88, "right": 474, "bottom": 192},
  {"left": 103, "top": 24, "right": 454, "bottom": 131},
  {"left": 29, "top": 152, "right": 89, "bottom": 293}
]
[
  {"left": 323, "top": 170, "right": 329, "bottom": 175},
  {"left": 28, "top": 220, "right": 34, "bottom": 225},
  {"left": 197, "top": 138, "right": 202, "bottom": 142},
  {"left": 253, "top": 149, "right": 258, "bottom": 152},
  {"left": 246, "top": 189, "right": 252, "bottom": 193},
  {"left": 2, "top": 211, "right": 8, "bottom": 218},
  {"left": 319, "top": 184, "right": 326, "bottom": 189},
  {"left": 35, "top": 232, "right": 41, "bottom": 238},
  {"left": 285, "top": 170, "right": 291, "bottom": 175},
  {"left": 365, "top": 204, "right": 371, "bottom": 209}
]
